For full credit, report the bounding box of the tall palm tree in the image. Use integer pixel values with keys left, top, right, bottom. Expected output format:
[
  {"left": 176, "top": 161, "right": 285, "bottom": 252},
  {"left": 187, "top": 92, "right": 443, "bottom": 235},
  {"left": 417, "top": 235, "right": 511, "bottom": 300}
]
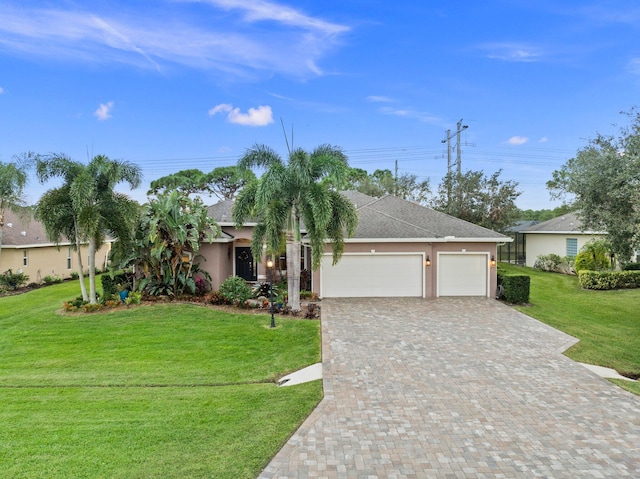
[
  {"left": 233, "top": 144, "right": 358, "bottom": 311},
  {"left": 0, "top": 155, "right": 33, "bottom": 263},
  {"left": 36, "top": 154, "right": 141, "bottom": 303}
]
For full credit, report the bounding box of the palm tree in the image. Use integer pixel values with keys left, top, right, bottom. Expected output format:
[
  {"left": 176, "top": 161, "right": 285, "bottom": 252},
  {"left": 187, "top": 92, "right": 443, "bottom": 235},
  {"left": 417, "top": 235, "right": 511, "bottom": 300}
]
[
  {"left": 36, "top": 154, "right": 141, "bottom": 303},
  {"left": 233, "top": 144, "right": 358, "bottom": 311},
  {"left": 0, "top": 155, "right": 33, "bottom": 263}
]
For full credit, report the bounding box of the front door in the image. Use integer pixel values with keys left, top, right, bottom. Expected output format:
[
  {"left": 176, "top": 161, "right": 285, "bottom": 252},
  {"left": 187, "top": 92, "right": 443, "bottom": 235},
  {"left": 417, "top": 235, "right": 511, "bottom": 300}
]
[{"left": 235, "top": 247, "right": 256, "bottom": 281}]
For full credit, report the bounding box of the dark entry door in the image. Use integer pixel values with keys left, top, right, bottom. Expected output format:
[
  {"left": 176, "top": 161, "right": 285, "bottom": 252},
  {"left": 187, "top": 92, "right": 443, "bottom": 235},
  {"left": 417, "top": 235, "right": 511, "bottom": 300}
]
[{"left": 235, "top": 247, "right": 256, "bottom": 281}]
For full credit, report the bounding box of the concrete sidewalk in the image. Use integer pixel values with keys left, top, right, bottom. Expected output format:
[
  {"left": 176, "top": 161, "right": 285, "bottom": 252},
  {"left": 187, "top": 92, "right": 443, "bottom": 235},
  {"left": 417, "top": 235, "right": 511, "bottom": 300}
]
[{"left": 259, "top": 297, "right": 640, "bottom": 478}]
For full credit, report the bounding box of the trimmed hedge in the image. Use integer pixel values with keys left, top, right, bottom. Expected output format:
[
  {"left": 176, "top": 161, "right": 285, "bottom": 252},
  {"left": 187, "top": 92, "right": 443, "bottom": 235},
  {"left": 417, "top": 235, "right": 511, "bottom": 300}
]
[
  {"left": 498, "top": 270, "right": 530, "bottom": 304},
  {"left": 578, "top": 270, "right": 640, "bottom": 290}
]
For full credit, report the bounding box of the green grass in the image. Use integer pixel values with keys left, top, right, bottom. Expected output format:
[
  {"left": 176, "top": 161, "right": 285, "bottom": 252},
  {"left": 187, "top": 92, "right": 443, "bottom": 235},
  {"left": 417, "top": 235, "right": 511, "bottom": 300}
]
[
  {"left": 500, "top": 263, "right": 640, "bottom": 392},
  {"left": 0, "top": 281, "right": 322, "bottom": 479}
]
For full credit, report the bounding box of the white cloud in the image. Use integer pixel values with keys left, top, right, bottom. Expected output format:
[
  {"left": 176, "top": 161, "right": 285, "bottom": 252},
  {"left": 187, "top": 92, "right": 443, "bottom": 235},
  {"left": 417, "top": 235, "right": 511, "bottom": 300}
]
[
  {"left": 480, "top": 42, "right": 542, "bottom": 62},
  {"left": 195, "top": 0, "right": 349, "bottom": 35},
  {"left": 379, "top": 106, "right": 443, "bottom": 126},
  {"left": 366, "top": 95, "right": 392, "bottom": 103},
  {"left": 0, "top": 86, "right": 4, "bottom": 94},
  {"left": 627, "top": 57, "right": 640, "bottom": 75},
  {"left": 94, "top": 101, "right": 114, "bottom": 120},
  {"left": 0, "top": 3, "right": 349, "bottom": 78},
  {"left": 209, "top": 103, "right": 273, "bottom": 126},
  {"left": 539, "top": 136, "right": 549, "bottom": 143},
  {"left": 506, "top": 135, "right": 529, "bottom": 145}
]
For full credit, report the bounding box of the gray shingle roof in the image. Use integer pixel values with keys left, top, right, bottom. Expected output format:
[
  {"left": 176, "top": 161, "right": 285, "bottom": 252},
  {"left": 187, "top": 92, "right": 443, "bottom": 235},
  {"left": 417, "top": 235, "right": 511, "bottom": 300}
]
[
  {"left": 207, "top": 192, "right": 509, "bottom": 242},
  {"left": 1, "top": 209, "right": 57, "bottom": 247},
  {"left": 341, "top": 191, "right": 508, "bottom": 241},
  {"left": 520, "top": 212, "right": 606, "bottom": 234}
]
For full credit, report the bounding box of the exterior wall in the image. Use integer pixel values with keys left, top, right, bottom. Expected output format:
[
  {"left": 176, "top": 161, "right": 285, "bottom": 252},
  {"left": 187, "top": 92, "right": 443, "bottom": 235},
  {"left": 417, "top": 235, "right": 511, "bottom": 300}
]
[
  {"left": 524, "top": 233, "right": 606, "bottom": 267},
  {"left": 0, "top": 242, "right": 112, "bottom": 283},
  {"left": 312, "top": 241, "right": 498, "bottom": 299}
]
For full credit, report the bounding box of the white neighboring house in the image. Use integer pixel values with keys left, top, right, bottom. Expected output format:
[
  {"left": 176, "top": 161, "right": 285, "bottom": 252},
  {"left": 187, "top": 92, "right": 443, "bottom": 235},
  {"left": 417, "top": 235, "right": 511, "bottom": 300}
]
[{"left": 520, "top": 212, "right": 607, "bottom": 267}]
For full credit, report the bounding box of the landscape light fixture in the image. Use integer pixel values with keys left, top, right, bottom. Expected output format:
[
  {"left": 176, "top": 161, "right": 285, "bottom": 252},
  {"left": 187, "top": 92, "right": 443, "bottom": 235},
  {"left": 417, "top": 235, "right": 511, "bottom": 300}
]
[{"left": 266, "top": 259, "right": 275, "bottom": 328}]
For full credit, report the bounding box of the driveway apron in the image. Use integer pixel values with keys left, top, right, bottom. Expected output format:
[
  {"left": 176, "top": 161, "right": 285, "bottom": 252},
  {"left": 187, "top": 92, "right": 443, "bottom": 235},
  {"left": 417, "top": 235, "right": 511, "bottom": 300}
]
[{"left": 259, "top": 298, "right": 640, "bottom": 478}]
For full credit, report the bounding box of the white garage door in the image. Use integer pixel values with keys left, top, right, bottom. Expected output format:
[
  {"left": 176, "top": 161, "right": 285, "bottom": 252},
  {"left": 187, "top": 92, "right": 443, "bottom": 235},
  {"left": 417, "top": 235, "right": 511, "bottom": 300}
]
[
  {"left": 438, "top": 253, "right": 489, "bottom": 297},
  {"left": 321, "top": 253, "right": 424, "bottom": 298}
]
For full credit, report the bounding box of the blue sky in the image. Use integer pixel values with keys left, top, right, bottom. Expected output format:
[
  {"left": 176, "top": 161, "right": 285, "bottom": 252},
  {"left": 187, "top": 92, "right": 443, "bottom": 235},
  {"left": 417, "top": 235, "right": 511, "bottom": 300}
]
[{"left": 1, "top": 0, "right": 639, "bottom": 210}]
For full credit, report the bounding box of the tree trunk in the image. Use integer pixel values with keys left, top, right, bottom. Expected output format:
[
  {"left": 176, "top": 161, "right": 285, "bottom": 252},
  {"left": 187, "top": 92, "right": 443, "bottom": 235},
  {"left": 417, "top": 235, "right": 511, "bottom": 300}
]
[
  {"left": 75, "top": 228, "right": 89, "bottom": 302},
  {"left": 0, "top": 210, "right": 4, "bottom": 263},
  {"left": 286, "top": 232, "right": 301, "bottom": 311},
  {"left": 88, "top": 237, "right": 97, "bottom": 304}
]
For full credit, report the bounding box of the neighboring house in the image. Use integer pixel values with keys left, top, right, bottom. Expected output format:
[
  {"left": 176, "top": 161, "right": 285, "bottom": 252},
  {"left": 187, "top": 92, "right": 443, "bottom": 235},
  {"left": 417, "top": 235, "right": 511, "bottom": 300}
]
[
  {"left": 201, "top": 191, "right": 511, "bottom": 298},
  {"left": 520, "top": 212, "right": 607, "bottom": 267},
  {"left": 0, "top": 210, "right": 112, "bottom": 283}
]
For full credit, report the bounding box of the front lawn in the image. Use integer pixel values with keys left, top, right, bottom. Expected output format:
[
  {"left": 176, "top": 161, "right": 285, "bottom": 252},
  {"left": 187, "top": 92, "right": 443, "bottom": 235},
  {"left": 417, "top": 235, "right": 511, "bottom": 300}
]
[
  {"left": 0, "top": 281, "right": 322, "bottom": 479},
  {"left": 499, "top": 263, "right": 640, "bottom": 388}
]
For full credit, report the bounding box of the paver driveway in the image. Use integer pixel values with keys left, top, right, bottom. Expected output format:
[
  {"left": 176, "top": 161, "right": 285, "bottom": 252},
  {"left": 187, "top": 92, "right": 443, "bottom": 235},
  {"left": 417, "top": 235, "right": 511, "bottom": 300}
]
[{"left": 259, "top": 298, "right": 640, "bottom": 478}]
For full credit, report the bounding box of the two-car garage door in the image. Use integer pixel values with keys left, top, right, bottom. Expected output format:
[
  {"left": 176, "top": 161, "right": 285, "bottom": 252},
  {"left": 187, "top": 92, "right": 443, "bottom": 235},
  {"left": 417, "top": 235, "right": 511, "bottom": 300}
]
[
  {"left": 321, "top": 253, "right": 424, "bottom": 298},
  {"left": 320, "top": 252, "right": 489, "bottom": 298}
]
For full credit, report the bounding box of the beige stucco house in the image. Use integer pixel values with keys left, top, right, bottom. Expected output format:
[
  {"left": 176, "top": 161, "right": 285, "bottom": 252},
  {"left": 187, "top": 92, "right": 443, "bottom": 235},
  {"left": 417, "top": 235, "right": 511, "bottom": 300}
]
[
  {"left": 201, "top": 191, "right": 511, "bottom": 299},
  {"left": 0, "top": 210, "right": 112, "bottom": 283},
  {"left": 520, "top": 212, "right": 607, "bottom": 267}
]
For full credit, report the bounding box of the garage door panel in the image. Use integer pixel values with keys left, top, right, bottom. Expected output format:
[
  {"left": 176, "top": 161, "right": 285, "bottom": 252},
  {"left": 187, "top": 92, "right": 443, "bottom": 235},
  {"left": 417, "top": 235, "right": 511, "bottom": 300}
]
[
  {"left": 438, "top": 254, "right": 488, "bottom": 297},
  {"left": 321, "top": 254, "right": 423, "bottom": 298}
]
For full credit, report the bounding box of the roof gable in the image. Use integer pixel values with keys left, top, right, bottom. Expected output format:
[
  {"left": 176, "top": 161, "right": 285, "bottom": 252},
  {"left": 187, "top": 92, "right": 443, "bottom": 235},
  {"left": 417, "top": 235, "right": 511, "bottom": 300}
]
[{"left": 521, "top": 212, "right": 607, "bottom": 234}]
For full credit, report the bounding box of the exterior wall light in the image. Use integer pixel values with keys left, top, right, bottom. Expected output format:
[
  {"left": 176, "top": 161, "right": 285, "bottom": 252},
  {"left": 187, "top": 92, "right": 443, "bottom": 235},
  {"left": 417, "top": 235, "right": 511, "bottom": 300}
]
[
  {"left": 424, "top": 255, "right": 431, "bottom": 267},
  {"left": 490, "top": 255, "right": 496, "bottom": 267}
]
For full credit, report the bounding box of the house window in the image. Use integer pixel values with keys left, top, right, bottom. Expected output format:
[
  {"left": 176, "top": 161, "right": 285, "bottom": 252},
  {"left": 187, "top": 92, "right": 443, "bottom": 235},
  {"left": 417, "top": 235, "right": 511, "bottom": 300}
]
[
  {"left": 67, "top": 247, "right": 72, "bottom": 269},
  {"left": 23, "top": 250, "right": 28, "bottom": 266},
  {"left": 566, "top": 238, "right": 578, "bottom": 257}
]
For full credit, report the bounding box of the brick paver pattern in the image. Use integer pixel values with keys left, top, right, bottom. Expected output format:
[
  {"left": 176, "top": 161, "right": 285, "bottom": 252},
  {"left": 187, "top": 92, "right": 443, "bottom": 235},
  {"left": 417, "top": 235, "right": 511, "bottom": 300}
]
[{"left": 259, "top": 298, "right": 640, "bottom": 478}]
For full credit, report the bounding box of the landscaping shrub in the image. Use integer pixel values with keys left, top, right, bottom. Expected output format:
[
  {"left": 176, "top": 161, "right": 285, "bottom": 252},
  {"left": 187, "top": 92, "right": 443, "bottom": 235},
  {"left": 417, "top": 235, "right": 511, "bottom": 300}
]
[
  {"left": 574, "top": 250, "right": 609, "bottom": 273},
  {"left": 218, "top": 276, "right": 252, "bottom": 306},
  {"left": 533, "top": 254, "right": 574, "bottom": 274},
  {"left": 578, "top": 270, "right": 640, "bottom": 290},
  {"left": 497, "top": 271, "right": 530, "bottom": 304},
  {"left": 70, "top": 271, "right": 80, "bottom": 280},
  {"left": 101, "top": 272, "right": 134, "bottom": 300},
  {"left": 43, "top": 275, "right": 63, "bottom": 285},
  {"left": 206, "top": 291, "right": 227, "bottom": 305},
  {"left": 623, "top": 262, "right": 640, "bottom": 271},
  {"left": 0, "top": 269, "right": 29, "bottom": 290}
]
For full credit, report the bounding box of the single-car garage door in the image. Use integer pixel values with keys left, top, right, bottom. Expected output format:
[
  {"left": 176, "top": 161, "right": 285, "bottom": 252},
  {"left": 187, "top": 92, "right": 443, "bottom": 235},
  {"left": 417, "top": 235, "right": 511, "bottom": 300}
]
[
  {"left": 438, "top": 253, "right": 489, "bottom": 297},
  {"left": 321, "top": 253, "right": 424, "bottom": 298}
]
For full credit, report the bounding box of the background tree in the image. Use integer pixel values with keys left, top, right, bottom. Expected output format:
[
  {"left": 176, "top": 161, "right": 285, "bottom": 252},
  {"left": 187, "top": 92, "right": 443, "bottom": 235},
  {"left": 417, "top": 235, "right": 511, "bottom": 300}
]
[
  {"left": 233, "top": 144, "right": 358, "bottom": 311},
  {"left": 431, "top": 169, "right": 521, "bottom": 233},
  {"left": 343, "top": 168, "right": 431, "bottom": 205},
  {"left": 126, "top": 191, "right": 220, "bottom": 297},
  {"left": 0, "top": 153, "right": 34, "bottom": 263},
  {"left": 148, "top": 166, "right": 255, "bottom": 201},
  {"left": 548, "top": 110, "right": 640, "bottom": 261},
  {"left": 148, "top": 169, "right": 212, "bottom": 196},
  {"left": 207, "top": 166, "right": 256, "bottom": 200},
  {"left": 37, "top": 154, "right": 141, "bottom": 303},
  {"left": 517, "top": 204, "right": 574, "bottom": 222}
]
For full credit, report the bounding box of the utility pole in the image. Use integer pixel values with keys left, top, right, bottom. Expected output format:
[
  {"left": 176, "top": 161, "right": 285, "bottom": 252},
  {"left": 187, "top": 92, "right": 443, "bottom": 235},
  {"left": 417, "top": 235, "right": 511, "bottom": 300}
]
[
  {"left": 441, "top": 129, "right": 453, "bottom": 208},
  {"left": 442, "top": 119, "right": 469, "bottom": 213},
  {"left": 394, "top": 159, "right": 398, "bottom": 196},
  {"left": 455, "top": 119, "right": 468, "bottom": 176}
]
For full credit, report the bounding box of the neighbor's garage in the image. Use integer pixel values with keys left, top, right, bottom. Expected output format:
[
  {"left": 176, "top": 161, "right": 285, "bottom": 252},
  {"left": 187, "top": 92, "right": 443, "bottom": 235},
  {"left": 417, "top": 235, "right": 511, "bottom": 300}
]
[
  {"left": 437, "top": 253, "right": 489, "bottom": 297},
  {"left": 320, "top": 253, "right": 424, "bottom": 298}
]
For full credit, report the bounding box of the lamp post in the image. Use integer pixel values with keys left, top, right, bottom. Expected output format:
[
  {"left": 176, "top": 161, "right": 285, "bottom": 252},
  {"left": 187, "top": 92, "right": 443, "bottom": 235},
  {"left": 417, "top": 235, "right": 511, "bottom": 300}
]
[{"left": 266, "top": 259, "right": 275, "bottom": 328}]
